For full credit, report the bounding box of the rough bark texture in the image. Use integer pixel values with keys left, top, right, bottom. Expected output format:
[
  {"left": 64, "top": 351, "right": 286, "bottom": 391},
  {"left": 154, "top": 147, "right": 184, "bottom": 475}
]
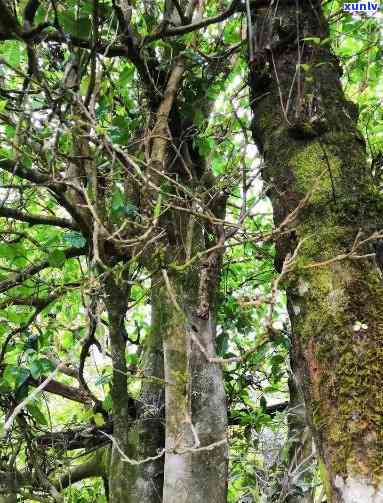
[
  {"left": 57, "top": 448, "right": 109, "bottom": 490},
  {"left": 249, "top": 1, "right": 383, "bottom": 501},
  {"left": 140, "top": 56, "right": 229, "bottom": 500}
]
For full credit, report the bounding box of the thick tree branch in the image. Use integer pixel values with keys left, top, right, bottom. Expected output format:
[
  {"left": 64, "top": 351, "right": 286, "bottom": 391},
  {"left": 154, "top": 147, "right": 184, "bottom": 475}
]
[
  {"left": 0, "top": 290, "right": 64, "bottom": 310},
  {"left": 0, "top": 206, "right": 79, "bottom": 230},
  {"left": 0, "top": 28, "right": 159, "bottom": 90},
  {"left": 44, "top": 355, "right": 80, "bottom": 380},
  {"left": 0, "top": 450, "right": 107, "bottom": 497},
  {"left": 28, "top": 376, "right": 93, "bottom": 405},
  {"left": 37, "top": 423, "right": 113, "bottom": 450},
  {"left": 56, "top": 448, "right": 108, "bottom": 490},
  {"left": 0, "top": 159, "right": 91, "bottom": 234},
  {"left": 145, "top": 57, "right": 185, "bottom": 194},
  {"left": 0, "top": 159, "right": 49, "bottom": 185},
  {"left": 144, "top": 0, "right": 242, "bottom": 44},
  {"left": 44, "top": 32, "right": 129, "bottom": 58}
]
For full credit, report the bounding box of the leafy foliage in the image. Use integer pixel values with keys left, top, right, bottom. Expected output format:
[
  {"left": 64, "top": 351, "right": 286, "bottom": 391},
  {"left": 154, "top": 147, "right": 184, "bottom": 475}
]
[{"left": 0, "top": 1, "right": 381, "bottom": 502}]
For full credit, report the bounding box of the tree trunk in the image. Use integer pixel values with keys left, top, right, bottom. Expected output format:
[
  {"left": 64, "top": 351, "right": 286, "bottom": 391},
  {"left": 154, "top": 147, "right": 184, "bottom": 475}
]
[
  {"left": 104, "top": 275, "right": 132, "bottom": 503},
  {"left": 124, "top": 284, "right": 165, "bottom": 503},
  {"left": 0, "top": 496, "right": 16, "bottom": 503},
  {"left": 57, "top": 448, "right": 108, "bottom": 489},
  {"left": 285, "top": 371, "right": 314, "bottom": 503},
  {"left": 249, "top": 1, "right": 383, "bottom": 501},
  {"left": 141, "top": 67, "right": 229, "bottom": 500},
  {"left": 160, "top": 266, "right": 228, "bottom": 503}
]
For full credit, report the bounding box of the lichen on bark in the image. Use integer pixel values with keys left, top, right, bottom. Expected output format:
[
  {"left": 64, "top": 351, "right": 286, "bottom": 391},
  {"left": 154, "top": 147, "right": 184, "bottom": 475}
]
[{"left": 250, "top": 1, "right": 383, "bottom": 500}]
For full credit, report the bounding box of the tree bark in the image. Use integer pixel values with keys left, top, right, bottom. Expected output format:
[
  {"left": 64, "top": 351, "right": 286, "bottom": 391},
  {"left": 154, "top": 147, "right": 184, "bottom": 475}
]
[
  {"left": 285, "top": 371, "right": 314, "bottom": 503},
  {"left": 124, "top": 283, "right": 165, "bottom": 503},
  {"left": 56, "top": 448, "right": 109, "bottom": 490},
  {"left": 104, "top": 275, "right": 132, "bottom": 503},
  {"left": 249, "top": 1, "right": 383, "bottom": 501},
  {"left": 161, "top": 267, "right": 228, "bottom": 503},
  {"left": 139, "top": 51, "right": 229, "bottom": 501}
]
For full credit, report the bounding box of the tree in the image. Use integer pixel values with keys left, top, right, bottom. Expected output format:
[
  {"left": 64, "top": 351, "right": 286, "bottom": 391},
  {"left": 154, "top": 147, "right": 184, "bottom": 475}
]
[
  {"left": 0, "top": 1, "right": 382, "bottom": 502},
  {"left": 0, "top": 1, "right": 240, "bottom": 501},
  {"left": 249, "top": 1, "right": 383, "bottom": 501}
]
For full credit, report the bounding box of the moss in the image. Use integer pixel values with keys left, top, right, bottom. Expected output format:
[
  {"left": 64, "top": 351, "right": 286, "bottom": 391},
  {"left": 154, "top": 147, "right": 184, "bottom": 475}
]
[
  {"left": 318, "top": 458, "right": 332, "bottom": 500},
  {"left": 289, "top": 140, "right": 341, "bottom": 202},
  {"left": 249, "top": 3, "right": 383, "bottom": 486},
  {"left": 285, "top": 207, "right": 383, "bottom": 480},
  {"left": 292, "top": 260, "right": 383, "bottom": 480}
]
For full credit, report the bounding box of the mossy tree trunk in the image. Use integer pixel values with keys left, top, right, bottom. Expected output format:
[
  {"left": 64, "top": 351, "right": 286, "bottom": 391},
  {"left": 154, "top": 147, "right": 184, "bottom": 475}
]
[
  {"left": 249, "top": 1, "right": 383, "bottom": 501},
  {"left": 155, "top": 127, "right": 228, "bottom": 500},
  {"left": 108, "top": 250, "right": 228, "bottom": 503},
  {"left": 138, "top": 57, "right": 229, "bottom": 500}
]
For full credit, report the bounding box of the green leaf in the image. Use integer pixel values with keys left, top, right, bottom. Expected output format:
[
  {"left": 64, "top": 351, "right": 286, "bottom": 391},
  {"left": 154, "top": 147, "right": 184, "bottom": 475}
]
[
  {"left": 47, "top": 250, "right": 66, "bottom": 268},
  {"left": 27, "top": 403, "right": 48, "bottom": 425},
  {"left": 127, "top": 353, "right": 138, "bottom": 365},
  {"left": 3, "top": 366, "right": 30, "bottom": 389},
  {"left": 103, "top": 394, "right": 113, "bottom": 412},
  {"left": 153, "top": 193, "right": 162, "bottom": 219},
  {"left": 119, "top": 66, "right": 134, "bottom": 86},
  {"left": 30, "top": 358, "right": 54, "bottom": 379},
  {"left": 93, "top": 413, "right": 105, "bottom": 427},
  {"left": 216, "top": 332, "right": 229, "bottom": 356},
  {"left": 271, "top": 354, "right": 285, "bottom": 366},
  {"left": 196, "top": 137, "right": 213, "bottom": 156},
  {"left": 61, "top": 331, "right": 74, "bottom": 350},
  {"left": 1, "top": 41, "right": 22, "bottom": 66},
  {"left": 62, "top": 231, "right": 86, "bottom": 248},
  {"left": 303, "top": 37, "right": 321, "bottom": 45},
  {"left": 299, "top": 63, "right": 311, "bottom": 72},
  {"left": 111, "top": 188, "right": 125, "bottom": 213}
]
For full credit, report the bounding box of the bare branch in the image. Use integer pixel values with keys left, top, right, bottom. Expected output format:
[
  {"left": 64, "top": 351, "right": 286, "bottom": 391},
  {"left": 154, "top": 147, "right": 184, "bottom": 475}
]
[
  {"left": 143, "top": 0, "right": 241, "bottom": 44},
  {"left": 0, "top": 206, "right": 79, "bottom": 230},
  {"left": 28, "top": 376, "right": 93, "bottom": 405}
]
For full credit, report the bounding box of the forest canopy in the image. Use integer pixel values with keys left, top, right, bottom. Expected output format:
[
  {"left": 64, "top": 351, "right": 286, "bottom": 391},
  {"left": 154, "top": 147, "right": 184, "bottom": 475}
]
[{"left": 0, "top": 1, "right": 382, "bottom": 502}]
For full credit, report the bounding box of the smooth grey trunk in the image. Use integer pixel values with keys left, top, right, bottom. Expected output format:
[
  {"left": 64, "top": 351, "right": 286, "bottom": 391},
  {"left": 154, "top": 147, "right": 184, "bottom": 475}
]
[
  {"left": 125, "top": 284, "right": 165, "bottom": 502},
  {"left": 285, "top": 372, "right": 314, "bottom": 503},
  {"left": 104, "top": 275, "right": 131, "bottom": 503},
  {"left": 161, "top": 270, "right": 228, "bottom": 503}
]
